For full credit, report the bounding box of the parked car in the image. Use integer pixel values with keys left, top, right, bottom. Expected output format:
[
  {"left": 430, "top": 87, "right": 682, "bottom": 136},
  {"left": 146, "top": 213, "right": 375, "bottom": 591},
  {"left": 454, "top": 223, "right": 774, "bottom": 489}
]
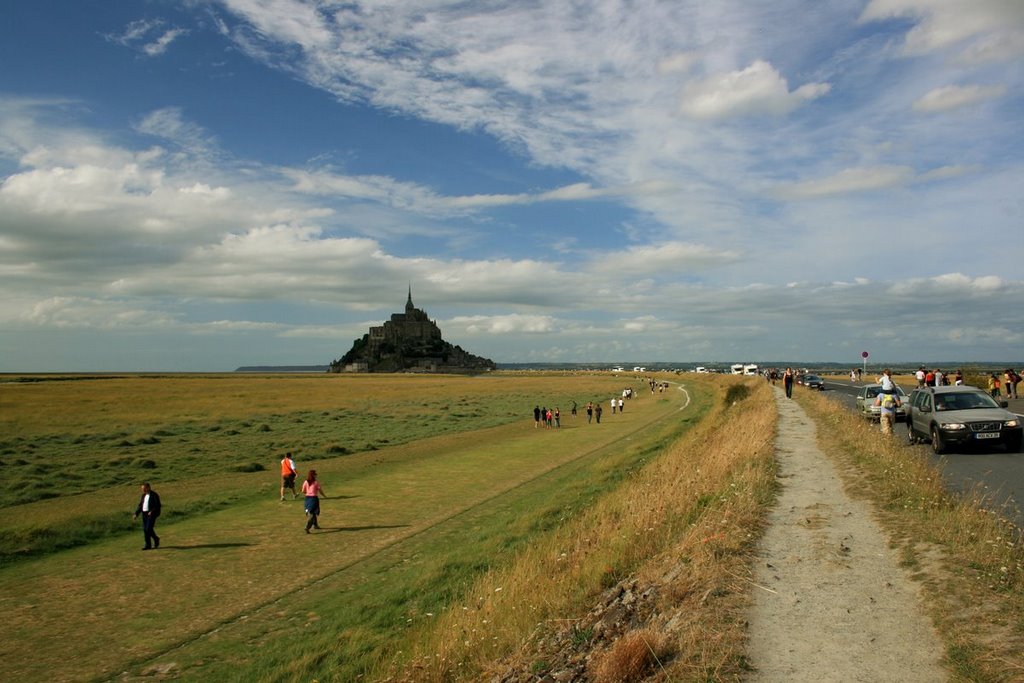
[
  {"left": 801, "top": 374, "right": 825, "bottom": 391},
  {"left": 906, "top": 385, "right": 1022, "bottom": 454},
  {"left": 856, "top": 384, "right": 909, "bottom": 422}
]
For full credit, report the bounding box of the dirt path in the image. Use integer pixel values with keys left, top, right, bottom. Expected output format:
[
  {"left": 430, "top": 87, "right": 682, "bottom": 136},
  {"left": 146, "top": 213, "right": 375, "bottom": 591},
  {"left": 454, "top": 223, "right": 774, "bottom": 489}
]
[{"left": 745, "top": 387, "right": 947, "bottom": 681}]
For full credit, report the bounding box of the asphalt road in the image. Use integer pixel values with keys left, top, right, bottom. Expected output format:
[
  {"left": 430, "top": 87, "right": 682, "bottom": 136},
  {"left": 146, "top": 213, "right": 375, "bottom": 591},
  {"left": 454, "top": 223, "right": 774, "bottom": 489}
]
[{"left": 818, "top": 379, "right": 1024, "bottom": 530}]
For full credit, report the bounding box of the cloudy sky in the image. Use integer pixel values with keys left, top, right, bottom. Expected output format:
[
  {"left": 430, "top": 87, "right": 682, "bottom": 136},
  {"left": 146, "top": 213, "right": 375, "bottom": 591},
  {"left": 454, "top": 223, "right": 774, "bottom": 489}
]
[{"left": 1, "top": 0, "right": 1022, "bottom": 371}]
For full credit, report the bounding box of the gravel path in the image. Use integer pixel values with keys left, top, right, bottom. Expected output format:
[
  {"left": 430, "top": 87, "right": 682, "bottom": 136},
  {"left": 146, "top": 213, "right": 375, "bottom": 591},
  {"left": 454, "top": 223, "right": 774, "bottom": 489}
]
[{"left": 745, "top": 387, "right": 947, "bottom": 682}]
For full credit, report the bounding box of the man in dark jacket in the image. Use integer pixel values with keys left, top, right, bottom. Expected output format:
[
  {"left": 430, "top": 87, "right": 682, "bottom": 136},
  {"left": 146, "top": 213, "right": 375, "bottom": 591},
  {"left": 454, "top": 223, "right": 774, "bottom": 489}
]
[{"left": 133, "top": 482, "right": 162, "bottom": 550}]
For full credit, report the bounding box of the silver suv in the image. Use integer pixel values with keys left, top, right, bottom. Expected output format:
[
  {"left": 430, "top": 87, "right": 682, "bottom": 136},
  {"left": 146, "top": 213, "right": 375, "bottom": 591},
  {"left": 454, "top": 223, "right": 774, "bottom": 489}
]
[{"left": 906, "top": 385, "right": 1022, "bottom": 454}]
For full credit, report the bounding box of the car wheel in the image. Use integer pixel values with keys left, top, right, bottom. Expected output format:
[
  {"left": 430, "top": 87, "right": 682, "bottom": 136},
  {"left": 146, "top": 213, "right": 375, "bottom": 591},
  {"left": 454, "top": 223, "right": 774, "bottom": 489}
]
[{"left": 930, "top": 424, "right": 946, "bottom": 455}]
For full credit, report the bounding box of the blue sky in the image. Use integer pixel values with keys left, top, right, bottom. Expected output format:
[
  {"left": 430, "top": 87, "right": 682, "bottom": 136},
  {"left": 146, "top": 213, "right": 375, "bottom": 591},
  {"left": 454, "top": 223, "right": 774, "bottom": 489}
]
[{"left": 1, "top": 0, "right": 1022, "bottom": 371}]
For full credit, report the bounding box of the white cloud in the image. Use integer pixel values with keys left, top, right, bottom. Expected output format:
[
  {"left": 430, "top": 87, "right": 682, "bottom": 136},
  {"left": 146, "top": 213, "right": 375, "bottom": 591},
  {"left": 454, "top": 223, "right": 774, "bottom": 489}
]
[
  {"left": 105, "top": 19, "right": 188, "bottom": 57},
  {"left": 449, "top": 314, "right": 556, "bottom": 335},
  {"left": 144, "top": 28, "right": 188, "bottom": 56},
  {"left": 589, "top": 242, "right": 741, "bottom": 274},
  {"left": 861, "top": 0, "right": 1024, "bottom": 62},
  {"left": 775, "top": 166, "right": 914, "bottom": 199},
  {"left": 679, "top": 60, "right": 830, "bottom": 120},
  {"left": 774, "top": 163, "right": 982, "bottom": 199},
  {"left": 913, "top": 84, "right": 1007, "bottom": 112},
  {"left": 134, "top": 107, "right": 217, "bottom": 154}
]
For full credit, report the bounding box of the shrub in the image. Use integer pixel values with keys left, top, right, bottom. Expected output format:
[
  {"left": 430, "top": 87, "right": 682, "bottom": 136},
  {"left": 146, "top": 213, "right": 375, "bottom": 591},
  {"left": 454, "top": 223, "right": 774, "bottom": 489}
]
[
  {"left": 724, "top": 383, "right": 750, "bottom": 405},
  {"left": 233, "top": 462, "right": 266, "bottom": 473}
]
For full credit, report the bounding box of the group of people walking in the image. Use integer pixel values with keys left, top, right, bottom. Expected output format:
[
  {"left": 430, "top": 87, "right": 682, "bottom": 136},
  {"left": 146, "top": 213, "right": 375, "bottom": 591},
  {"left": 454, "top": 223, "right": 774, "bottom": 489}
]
[
  {"left": 281, "top": 452, "right": 328, "bottom": 533},
  {"left": 131, "top": 452, "right": 332, "bottom": 549},
  {"left": 989, "top": 369, "right": 1022, "bottom": 399},
  {"left": 533, "top": 405, "right": 563, "bottom": 428}
]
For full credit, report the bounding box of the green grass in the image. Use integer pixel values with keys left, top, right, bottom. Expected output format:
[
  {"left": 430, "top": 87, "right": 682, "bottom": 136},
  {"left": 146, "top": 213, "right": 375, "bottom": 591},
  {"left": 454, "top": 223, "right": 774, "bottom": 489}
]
[
  {"left": 0, "top": 373, "right": 705, "bottom": 682},
  {"left": 0, "top": 373, "right": 628, "bottom": 562}
]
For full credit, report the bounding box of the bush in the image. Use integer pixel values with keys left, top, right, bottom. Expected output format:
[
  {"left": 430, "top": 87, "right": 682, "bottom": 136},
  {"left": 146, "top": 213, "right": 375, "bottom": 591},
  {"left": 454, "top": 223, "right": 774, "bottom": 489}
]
[
  {"left": 233, "top": 462, "right": 266, "bottom": 473},
  {"left": 724, "top": 383, "right": 750, "bottom": 405}
]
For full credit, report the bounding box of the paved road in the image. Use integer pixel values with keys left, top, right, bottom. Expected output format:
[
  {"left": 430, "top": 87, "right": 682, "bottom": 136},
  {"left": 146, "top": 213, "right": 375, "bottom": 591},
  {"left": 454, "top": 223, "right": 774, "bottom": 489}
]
[{"left": 821, "top": 380, "right": 1024, "bottom": 530}]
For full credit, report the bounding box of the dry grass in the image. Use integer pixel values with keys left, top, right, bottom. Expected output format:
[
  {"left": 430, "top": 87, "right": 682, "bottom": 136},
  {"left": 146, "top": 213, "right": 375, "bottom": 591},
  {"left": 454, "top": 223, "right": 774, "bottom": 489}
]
[
  {"left": 591, "top": 628, "right": 671, "bottom": 682},
  {"left": 384, "top": 375, "right": 778, "bottom": 682},
  {"left": 794, "top": 389, "right": 1024, "bottom": 682}
]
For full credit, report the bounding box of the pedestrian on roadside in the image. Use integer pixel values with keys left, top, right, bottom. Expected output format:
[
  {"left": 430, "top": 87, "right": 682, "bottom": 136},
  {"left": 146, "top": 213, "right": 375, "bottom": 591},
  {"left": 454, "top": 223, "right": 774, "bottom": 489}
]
[
  {"left": 302, "top": 470, "right": 327, "bottom": 533},
  {"left": 280, "top": 452, "right": 298, "bottom": 501},
  {"left": 586, "top": 401, "right": 593, "bottom": 424},
  {"left": 934, "top": 368, "right": 945, "bottom": 387},
  {"left": 594, "top": 403, "right": 603, "bottom": 423},
  {"left": 1004, "top": 369, "right": 1018, "bottom": 400},
  {"left": 875, "top": 391, "right": 901, "bottom": 436},
  {"left": 954, "top": 369, "right": 964, "bottom": 386},
  {"left": 989, "top": 374, "right": 1001, "bottom": 398},
  {"left": 571, "top": 401, "right": 577, "bottom": 418},
  {"left": 915, "top": 366, "right": 926, "bottom": 388},
  {"left": 554, "top": 407, "right": 561, "bottom": 428},
  {"left": 784, "top": 367, "right": 795, "bottom": 399},
  {"left": 611, "top": 397, "right": 617, "bottom": 414},
  {"left": 617, "top": 397, "right": 624, "bottom": 413},
  {"left": 133, "top": 482, "right": 161, "bottom": 550}
]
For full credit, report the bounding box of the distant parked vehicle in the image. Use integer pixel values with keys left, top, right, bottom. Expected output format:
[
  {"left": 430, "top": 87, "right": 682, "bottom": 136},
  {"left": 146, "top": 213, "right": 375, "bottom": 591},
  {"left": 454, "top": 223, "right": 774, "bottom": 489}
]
[
  {"left": 856, "top": 384, "right": 909, "bottom": 422},
  {"left": 906, "top": 385, "right": 1022, "bottom": 454}
]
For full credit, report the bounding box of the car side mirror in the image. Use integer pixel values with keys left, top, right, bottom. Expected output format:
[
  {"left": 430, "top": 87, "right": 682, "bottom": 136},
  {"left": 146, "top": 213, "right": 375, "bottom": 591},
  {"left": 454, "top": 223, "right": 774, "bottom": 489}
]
[{"left": 1000, "top": 400, "right": 1009, "bottom": 408}]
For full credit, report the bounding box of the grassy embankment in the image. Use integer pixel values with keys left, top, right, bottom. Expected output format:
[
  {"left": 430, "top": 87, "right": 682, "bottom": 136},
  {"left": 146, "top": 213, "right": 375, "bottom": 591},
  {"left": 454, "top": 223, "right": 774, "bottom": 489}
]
[
  {"left": 2, "top": 372, "right": 750, "bottom": 681},
  {"left": 379, "top": 376, "right": 778, "bottom": 682},
  {"left": 794, "top": 388, "right": 1024, "bottom": 682}
]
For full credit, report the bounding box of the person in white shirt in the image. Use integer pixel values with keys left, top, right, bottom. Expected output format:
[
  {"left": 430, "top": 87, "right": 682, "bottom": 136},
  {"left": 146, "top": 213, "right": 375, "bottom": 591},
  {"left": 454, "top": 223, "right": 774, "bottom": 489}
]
[
  {"left": 878, "top": 369, "right": 895, "bottom": 394},
  {"left": 915, "top": 366, "right": 926, "bottom": 388}
]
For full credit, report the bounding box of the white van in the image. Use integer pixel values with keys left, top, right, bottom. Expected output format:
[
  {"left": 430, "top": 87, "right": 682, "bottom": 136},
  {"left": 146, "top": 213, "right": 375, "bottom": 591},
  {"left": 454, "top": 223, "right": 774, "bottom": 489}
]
[
  {"left": 731, "top": 364, "right": 745, "bottom": 375},
  {"left": 743, "top": 364, "right": 759, "bottom": 376}
]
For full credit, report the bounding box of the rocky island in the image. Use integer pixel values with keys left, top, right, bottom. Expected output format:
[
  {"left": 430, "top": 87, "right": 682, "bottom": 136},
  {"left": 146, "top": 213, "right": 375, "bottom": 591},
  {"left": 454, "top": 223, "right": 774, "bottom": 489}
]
[{"left": 329, "top": 288, "right": 495, "bottom": 373}]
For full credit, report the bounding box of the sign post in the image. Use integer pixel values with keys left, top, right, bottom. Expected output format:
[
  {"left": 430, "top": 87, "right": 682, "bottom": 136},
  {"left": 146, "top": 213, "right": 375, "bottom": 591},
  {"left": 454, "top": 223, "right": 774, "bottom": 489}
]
[{"left": 861, "top": 351, "right": 869, "bottom": 377}]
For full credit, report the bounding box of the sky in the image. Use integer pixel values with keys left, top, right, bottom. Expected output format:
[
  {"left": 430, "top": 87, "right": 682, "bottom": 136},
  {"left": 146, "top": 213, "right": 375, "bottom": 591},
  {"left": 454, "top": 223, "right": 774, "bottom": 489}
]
[{"left": 1, "top": 0, "right": 1022, "bottom": 371}]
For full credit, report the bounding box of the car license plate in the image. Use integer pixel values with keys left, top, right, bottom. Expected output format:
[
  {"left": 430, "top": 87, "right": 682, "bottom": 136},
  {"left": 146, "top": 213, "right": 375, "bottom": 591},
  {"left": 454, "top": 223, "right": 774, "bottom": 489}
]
[{"left": 975, "top": 432, "right": 999, "bottom": 440}]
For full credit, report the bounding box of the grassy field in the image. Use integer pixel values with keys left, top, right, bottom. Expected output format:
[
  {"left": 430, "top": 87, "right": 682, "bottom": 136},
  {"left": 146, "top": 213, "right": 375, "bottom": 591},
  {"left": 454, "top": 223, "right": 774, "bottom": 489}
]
[
  {"left": 0, "top": 373, "right": 626, "bottom": 562},
  {"left": 0, "top": 371, "right": 733, "bottom": 681}
]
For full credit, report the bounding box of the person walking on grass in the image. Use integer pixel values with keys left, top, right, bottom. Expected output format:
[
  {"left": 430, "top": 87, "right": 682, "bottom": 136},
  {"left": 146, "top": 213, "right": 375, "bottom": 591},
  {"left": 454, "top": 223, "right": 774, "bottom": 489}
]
[
  {"left": 302, "top": 470, "right": 327, "bottom": 533},
  {"left": 533, "top": 405, "right": 541, "bottom": 428},
  {"left": 133, "top": 482, "right": 161, "bottom": 550},
  {"left": 784, "top": 367, "right": 795, "bottom": 399},
  {"left": 594, "top": 403, "right": 603, "bottom": 423},
  {"left": 280, "top": 452, "right": 298, "bottom": 501}
]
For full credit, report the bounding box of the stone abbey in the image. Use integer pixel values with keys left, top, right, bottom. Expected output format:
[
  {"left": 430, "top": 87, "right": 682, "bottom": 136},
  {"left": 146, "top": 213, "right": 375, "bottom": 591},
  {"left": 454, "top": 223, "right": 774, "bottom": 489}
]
[{"left": 329, "top": 288, "right": 495, "bottom": 373}]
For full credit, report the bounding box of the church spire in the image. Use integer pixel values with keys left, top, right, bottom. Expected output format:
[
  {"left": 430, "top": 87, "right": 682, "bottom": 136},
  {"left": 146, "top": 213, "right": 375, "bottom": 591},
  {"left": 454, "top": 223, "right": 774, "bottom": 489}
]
[{"left": 406, "top": 283, "right": 414, "bottom": 313}]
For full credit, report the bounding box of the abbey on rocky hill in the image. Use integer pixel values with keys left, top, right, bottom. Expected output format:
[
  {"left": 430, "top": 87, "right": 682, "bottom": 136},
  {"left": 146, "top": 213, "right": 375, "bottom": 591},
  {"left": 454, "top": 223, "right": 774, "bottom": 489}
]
[{"left": 329, "top": 288, "right": 496, "bottom": 373}]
